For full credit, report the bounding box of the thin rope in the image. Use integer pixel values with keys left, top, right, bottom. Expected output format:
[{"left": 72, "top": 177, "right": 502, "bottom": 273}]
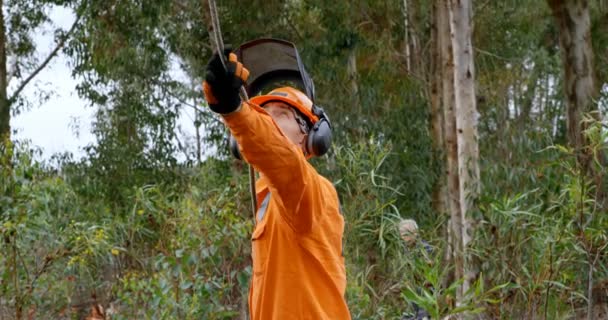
[{"left": 206, "top": 0, "right": 258, "bottom": 216}]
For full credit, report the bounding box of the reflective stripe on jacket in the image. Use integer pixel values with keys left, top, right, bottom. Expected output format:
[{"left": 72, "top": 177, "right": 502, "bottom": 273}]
[{"left": 223, "top": 101, "right": 351, "bottom": 320}]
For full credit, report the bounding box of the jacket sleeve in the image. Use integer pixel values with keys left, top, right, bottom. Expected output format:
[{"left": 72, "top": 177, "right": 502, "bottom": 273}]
[{"left": 222, "top": 101, "right": 322, "bottom": 233}]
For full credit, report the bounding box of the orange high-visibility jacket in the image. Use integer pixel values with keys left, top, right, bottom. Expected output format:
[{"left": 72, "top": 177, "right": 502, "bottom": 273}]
[{"left": 223, "top": 101, "right": 351, "bottom": 320}]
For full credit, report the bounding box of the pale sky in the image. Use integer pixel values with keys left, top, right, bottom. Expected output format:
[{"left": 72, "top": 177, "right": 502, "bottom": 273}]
[{"left": 13, "top": 6, "right": 197, "bottom": 161}]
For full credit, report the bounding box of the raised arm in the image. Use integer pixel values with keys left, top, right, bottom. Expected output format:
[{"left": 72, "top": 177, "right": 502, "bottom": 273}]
[
  {"left": 224, "top": 102, "right": 321, "bottom": 232},
  {"left": 202, "top": 50, "right": 320, "bottom": 232}
]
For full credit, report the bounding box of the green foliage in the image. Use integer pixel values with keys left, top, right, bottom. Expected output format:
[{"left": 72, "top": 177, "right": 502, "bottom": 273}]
[
  {"left": 109, "top": 177, "right": 252, "bottom": 319},
  {"left": 328, "top": 140, "right": 412, "bottom": 319},
  {"left": 3, "top": 0, "right": 608, "bottom": 319},
  {"left": 331, "top": 140, "right": 403, "bottom": 261},
  {"left": 3, "top": 128, "right": 607, "bottom": 318},
  {"left": 1, "top": 143, "right": 94, "bottom": 318},
  {"left": 1, "top": 143, "right": 253, "bottom": 318},
  {"left": 473, "top": 117, "right": 608, "bottom": 319},
  {"left": 402, "top": 263, "right": 509, "bottom": 319}
]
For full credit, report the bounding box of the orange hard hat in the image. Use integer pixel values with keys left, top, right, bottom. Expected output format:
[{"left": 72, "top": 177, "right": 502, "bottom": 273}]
[{"left": 249, "top": 87, "right": 319, "bottom": 124}]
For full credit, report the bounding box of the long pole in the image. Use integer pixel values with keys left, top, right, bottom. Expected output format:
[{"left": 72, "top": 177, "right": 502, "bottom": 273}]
[{"left": 206, "top": 0, "right": 258, "bottom": 216}]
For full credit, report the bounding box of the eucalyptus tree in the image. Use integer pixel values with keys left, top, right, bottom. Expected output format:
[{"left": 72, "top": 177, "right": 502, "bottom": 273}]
[
  {"left": 432, "top": 0, "right": 460, "bottom": 294},
  {"left": 547, "top": 0, "right": 604, "bottom": 202},
  {"left": 547, "top": 1, "right": 607, "bottom": 317},
  {"left": 448, "top": 0, "right": 480, "bottom": 305}
]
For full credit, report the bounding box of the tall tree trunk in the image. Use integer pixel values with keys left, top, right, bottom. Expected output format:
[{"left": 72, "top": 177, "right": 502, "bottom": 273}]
[
  {"left": 438, "top": 0, "right": 460, "bottom": 298},
  {"left": 548, "top": 0, "right": 598, "bottom": 153},
  {"left": 403, "top": 0, "right": 421, "bottom": 76},
  {"left": 449, "top": 0, "right": 480, "bottom": 306},
  {"left": 347, "top": 48, "right": 360, "bottom": 110},
  {"left": 195, "top": 118, "right": 202, "bottom": 165},
  {"left": 517, "top": 68, "right": 541, "bottom": 129},
  {"left": 347, "top": 47, "right": 362, "bottom": 133},
  {"left": 430, "top": 0, "right": 447, "bottom": 216},
  {"left": 538, "top": 73, "right": 551, "bottom": 125},
  {"left": 0, "top": 0, "right": 9, "bottom": 142},
  {"left": 403, "top": 0, "right": 412, "bottom": 72},
  {"left": 547, "top": 0, "right": 603, "bottom": 203}
]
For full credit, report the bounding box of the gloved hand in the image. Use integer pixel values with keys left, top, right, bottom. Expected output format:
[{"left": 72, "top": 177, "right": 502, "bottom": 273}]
[{"left": 203, "top": 49, "right": 250, "bottom": 114}]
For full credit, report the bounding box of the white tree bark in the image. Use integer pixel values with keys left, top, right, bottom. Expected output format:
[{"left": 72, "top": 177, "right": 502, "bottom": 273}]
[
  {"left": 403, "top": 0, "right": 411, "bottom": 72},
  {"left": 0, "top": 0, "right": 9, "bottom": 141},
  {"left": 403, "top": 0, "right": 421, "bottom": 75},
  {"left": 438, "top": 0, "right": 462, "bottom": 300},
  {"left": 449, "top": 0, "right": 480, "bottom": 304},
  {"left": 548, "top": 0, "right": 598, "bottom": 154},
  {"left": 347, "top": 48, "right": 360, "bottom": 109},
  {"left": 547, "top": 0, "right": 605, "bottom": 213}
]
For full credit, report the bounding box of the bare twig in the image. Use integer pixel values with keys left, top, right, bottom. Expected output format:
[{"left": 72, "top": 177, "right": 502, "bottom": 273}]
[
  {"left": 174, "top": 132, "right": 192, "bottom": 163},
  {"left": 285, "top": 17, "right": 305, "bottom": 42},
  {"left": 474, "top": 47, "right": 518, "bottom": 63},
  {"left": 472, "top": 0, "right": 492, "bottom": 19},
  {"left": 26, "top": 249, "right": 69, "bottom": 297},
  {"left": 9, "top": 12, "right": 82, "bottom": 103},
  {"left": 16, "top": 244, "right": 30, "bottom": 284},
  {"left": 587, "top": 242, "right": 608, "bottom": 320}
]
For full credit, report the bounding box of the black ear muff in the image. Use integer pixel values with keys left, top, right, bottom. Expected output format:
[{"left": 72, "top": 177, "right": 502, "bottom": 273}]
[
  {"left": 307, "top": 118, "right": 332, "bottom": 156},
  {"left": 306, "top": 106, "right": 332, "bottom": 157},
  {"left": 229, "top": 134, "right": 242, "bottom": 160}
]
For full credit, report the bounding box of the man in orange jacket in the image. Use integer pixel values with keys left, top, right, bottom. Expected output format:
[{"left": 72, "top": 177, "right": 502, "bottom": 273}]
[{"left": 203, "top": 49, "right": 351, "bottom": 320}]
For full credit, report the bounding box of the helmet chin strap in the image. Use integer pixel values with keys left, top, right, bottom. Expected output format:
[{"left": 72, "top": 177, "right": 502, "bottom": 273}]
[
  {"left": 290, "top": 108, "right": 310, "bottom": 135},
  {"left": 291, "top": 108, "right": 312, "bottom": 156},
  {"left": 298, "top": 134, "right": 309, "bottom": 156}
]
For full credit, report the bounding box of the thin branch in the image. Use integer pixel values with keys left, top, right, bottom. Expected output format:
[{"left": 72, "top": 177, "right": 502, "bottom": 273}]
[
  {"left": 158, "top": 83, "right": 224, "bottom": 127},
  {"left": 285, "top": 17, "right": 305, "bottom": 42},
  {"left": 472, "top": 0, "right": 492, "bottom": 19},
  {"left": 172, "top": 0, "right": 213, "bottom": 52},
  {"left": 474, "top": 47, "right": 518, "bottom": 63},
  {"left": 25, "top": 248, "right": 69, "bottom": 297},
  {"left": 174, "top": 131, "right": 192, "bottom": 163},
  {"left": 16, "top": 246, "right": 30, "bottom": 284},
  {"left": 9, "top": 12, "right": 82, "bottom": 103}
]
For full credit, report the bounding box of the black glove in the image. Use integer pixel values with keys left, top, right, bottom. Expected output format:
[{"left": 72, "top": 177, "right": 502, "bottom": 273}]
[{"left": 203, "top": 49, "right": 250, "bottom": 114}]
